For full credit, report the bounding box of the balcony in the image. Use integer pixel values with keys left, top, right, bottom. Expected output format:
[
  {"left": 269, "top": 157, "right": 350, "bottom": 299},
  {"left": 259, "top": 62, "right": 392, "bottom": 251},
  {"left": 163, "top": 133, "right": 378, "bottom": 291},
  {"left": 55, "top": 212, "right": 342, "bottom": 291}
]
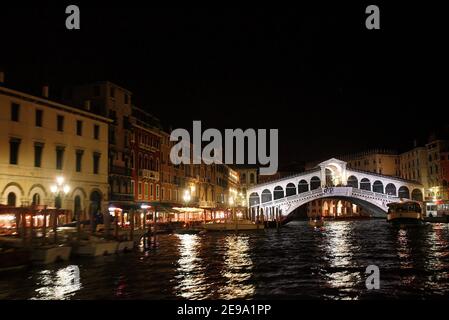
[
  {"left": 139, "top": 169, "right": 160, "bottom": 181},
  {"left": 110, "top": 192, "right": 134, "bottom": 202},
  {"left": 110, "top": 165, "right": 132, "bottom": 176}
]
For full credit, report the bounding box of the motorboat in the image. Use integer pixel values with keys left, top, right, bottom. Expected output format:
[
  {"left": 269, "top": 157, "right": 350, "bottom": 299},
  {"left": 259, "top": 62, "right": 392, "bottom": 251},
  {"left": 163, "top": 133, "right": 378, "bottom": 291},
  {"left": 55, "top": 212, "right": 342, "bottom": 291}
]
[
  {"left": 202, "top": 219, "right": 264, "bottom": 231},
  {"left": 387, "top": 201, "right": 425, "bottom": 226}
]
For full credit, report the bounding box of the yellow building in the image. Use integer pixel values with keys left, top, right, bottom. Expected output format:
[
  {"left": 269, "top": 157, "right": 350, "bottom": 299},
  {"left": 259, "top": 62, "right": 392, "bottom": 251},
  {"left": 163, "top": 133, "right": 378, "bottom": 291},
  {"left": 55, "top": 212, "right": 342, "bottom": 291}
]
[
  {"left": 342, "top": 149, "right": 400, "bottom": 176},
  {"left": 0, "top": 83, "right": 110, "bottom": 223}
]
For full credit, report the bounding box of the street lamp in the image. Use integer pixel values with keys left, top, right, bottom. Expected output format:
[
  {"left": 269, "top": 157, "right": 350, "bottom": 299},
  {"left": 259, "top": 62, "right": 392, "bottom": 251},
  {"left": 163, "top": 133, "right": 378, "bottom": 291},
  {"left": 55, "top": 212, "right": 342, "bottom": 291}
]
[{"left": 50, "top": 176, "right": 70, "bottom": 209}]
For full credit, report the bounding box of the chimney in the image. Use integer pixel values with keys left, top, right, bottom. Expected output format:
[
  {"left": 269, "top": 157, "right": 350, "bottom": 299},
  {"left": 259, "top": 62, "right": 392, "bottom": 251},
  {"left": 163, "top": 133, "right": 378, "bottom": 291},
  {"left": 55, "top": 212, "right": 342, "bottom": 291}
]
[
  {"left": 0, "top": 71, "right": 4, "bottom": 84},
  {"left": 42, "top": 85, "right": 49, "bottom": 98},
  {"left": 84, "top": 100, "right": 91, "bottom": 111}
]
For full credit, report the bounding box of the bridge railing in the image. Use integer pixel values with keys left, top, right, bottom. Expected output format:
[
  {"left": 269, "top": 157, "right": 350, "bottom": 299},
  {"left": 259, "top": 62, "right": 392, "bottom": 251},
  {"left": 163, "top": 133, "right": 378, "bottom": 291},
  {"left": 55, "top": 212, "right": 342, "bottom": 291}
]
[{"left": 252, "top": 186, "right": 399, "bottom": 208}]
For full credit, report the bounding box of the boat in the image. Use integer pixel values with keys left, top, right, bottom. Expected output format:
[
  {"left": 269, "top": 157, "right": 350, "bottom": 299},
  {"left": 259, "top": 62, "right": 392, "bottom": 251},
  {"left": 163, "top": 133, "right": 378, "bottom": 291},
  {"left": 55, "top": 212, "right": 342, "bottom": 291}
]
[
  {"left": 308, "top": 217, "right": 324, "bottom": 228},
  {"left": 175, "top": 228, "right": 203, "bottom": 235},
  {"left": 0, "top": 247, "right": 31, "bottom": 271},
  {"left": 387, "top": 201, "right": 425, "bottom": 226},
  {"left": 202, "top": 219, "right": 264, "bottom": 231}
]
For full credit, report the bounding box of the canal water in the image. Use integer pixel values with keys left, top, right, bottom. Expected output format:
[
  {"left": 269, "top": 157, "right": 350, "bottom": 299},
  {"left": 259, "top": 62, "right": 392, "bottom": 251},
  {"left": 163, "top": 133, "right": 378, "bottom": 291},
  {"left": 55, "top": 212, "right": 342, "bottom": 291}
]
[{"left": 1, "top": 220, "right": 449, "bottom": 300}]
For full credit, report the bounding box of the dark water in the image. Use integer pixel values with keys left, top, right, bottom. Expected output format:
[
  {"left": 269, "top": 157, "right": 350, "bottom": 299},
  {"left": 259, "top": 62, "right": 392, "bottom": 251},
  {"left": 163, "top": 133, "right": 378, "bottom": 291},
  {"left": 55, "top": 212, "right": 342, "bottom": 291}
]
[{"left": 1, "top": 220, "right": 449, "bottom": 300}]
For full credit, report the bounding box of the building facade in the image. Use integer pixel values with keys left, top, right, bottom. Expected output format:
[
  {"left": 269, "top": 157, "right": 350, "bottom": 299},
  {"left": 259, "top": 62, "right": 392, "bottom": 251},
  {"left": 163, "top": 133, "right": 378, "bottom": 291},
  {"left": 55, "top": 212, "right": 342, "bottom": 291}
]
[
  {"left": 0, "top": 84, "right": 109, "bottom": 223},
  {"left": 63, "top": 81, "right": 134, "bottom": 211}
]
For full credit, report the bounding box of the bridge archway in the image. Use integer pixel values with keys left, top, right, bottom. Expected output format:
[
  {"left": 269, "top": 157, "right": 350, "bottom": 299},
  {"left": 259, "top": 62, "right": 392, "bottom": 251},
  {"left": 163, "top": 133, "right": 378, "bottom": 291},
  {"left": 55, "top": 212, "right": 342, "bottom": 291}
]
[
  {"left": 347, "top": 175, "right": 358, "bottom": 188},
  {"left": 249, "top": 192, "right": 260, "bottom": 206},
  {"left": 411, "top": 189, "right": 423, "bottom": 201},
  {"left": 360, "top": 178, "right": 371, "bottom": 191},
  {"left": 385, "top": 183, "right": 396, "bottom": 196},
  {"left": 273, "top": 186, "right": 284, "bottom": 200},
  {"left": 286, "top": 183, "right": 296, "bottom": 197},
  {"left": 398, "top": 186, "right": 410, "bottom": 199},
  {"left": 261, "top": 189, "right": 272, "bottom": 203},
  {"left": 298, "top": 180, "right": 309, "bottom": 193},
  {"left": 373, "top": 180, "right": 384, "bottom": 193},
  {"left": 310, "top": 176, "right": 321, "bottom": 190}
]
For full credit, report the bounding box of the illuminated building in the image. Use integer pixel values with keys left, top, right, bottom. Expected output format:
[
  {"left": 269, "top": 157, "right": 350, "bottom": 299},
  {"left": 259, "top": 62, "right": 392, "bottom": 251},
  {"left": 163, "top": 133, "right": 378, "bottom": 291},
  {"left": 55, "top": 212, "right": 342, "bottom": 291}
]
[
  {"left": 63, "top": 81, "right": 134, "bottom": 211},
  {"left": 0, "top": 77, "right": 109, "bottom": 225}
]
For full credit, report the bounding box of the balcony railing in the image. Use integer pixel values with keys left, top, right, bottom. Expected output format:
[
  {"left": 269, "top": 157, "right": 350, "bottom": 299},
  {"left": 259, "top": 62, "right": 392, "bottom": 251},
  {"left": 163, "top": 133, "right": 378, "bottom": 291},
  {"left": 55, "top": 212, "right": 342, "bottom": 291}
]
[
  {"left": 139, "top": 169, "right": 160, "bottom": 181},
  {"left": 110, "top": 192, "right": 134, "bottom": 202},
  {"left": 110, "top": 165, "right": 132, "bottom": 176}
]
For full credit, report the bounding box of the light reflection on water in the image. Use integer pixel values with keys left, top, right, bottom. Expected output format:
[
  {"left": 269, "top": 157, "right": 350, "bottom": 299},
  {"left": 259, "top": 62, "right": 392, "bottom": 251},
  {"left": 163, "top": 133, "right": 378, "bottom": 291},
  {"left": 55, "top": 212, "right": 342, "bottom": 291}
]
[
  {"left": 31, "top": 265, "right": 81, "bottom": 300},
  {"left": 1, "top": 220, "right": 449, "bottom": 299},
  {"left": 218, "top": 235, "right": 254, "bottom": 299}
]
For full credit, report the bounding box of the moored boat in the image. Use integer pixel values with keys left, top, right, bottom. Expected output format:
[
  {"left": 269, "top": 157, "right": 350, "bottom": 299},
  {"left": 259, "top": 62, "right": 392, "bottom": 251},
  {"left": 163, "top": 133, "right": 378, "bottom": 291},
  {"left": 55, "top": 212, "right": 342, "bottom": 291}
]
[
  {"left": 387, "top": 201, "right": 424, "bottom": 226},
  {"left": 202, "top": 219, "right": 264, "bottom": 231}
]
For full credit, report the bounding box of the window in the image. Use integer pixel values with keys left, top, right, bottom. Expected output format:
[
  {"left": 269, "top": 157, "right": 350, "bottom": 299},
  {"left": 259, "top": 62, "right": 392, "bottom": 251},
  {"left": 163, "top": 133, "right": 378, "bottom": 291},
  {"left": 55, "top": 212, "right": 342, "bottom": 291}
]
[
  {"left": 9, "top": 138, "right": 21, "bottom": 165},
  {"left": 162, "top": 188, "right": 165, "bottom": 200},
  {"left": 94, "top": 124, "right": 100, "bottom": 140},
  {"left": 56, "top": 146, "right": 65, "bottom": 170},
  {"left": 156, "top": 185, "right": 160, "bottom": 200},
  {"left": 35, "top": 109, "right": 43, "bottom": 127},
  {"left": 57, "top": 115, "right": 64, "bottom": 132},
  {"left": 11, "top": 103, "right": 20, "bottom": 122},
  {"left": 34, "top": 142, "right": 44, "bottom": 167},
  {"left": 131, "top": 180, "right": 135, "bottom": 195},
  {"left": 145, "top": 183, "right": 148, "bottom": 198},
  {"left": 76, "top": 150, "right": 84, "bottom": 172},
  {"left": 138, "top": 182, "right": 142, "bottom": 197},
  {"left": 32, "top": 193, "right": 40, "bottom": 206},
  {"left": 110, "top": 87, "right": 115, "bottom": 98},
  {"left": 93, "top": 152, "right": 101, "bottom": 174},
  {"left": 150, "top": 183, "right": 154, "bottom": 199},
  {"left": 250, "top": 173, "right": 255, "bottom": 184},
  {"left": 7, "top": 192, "right": 16, "bottom": 206},
  {"left": 76, "top": 120, "right": 83, "bottom": 136}
]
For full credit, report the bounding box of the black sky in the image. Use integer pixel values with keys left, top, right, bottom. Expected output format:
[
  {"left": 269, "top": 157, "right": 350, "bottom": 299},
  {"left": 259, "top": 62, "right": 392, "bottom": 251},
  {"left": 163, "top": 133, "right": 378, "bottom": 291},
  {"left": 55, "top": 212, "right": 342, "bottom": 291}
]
[{"left": 1, "top": 3, "right": 448, "bottom": 165}]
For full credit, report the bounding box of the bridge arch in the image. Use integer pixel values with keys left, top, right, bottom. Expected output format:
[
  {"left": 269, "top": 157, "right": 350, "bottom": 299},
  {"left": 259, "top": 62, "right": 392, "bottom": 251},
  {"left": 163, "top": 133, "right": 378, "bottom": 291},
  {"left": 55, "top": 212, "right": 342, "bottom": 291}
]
[
  {"left": 298, "top": 180, "right": 309, "bottom": 193},
  {"left": 249, "top": 192, "right": 260, "bottom": 206},
  {"left": 398, "top": 186, "right": 410, "bottom": 199},
  {"left": 310, "top": 176, "right": 321, "bottom": 190},
  {"left": 273, "top": 186, "right": 284, "bottom": 200},
  {"left": 286, "top": 183, "right": 296, "bottom": 197},
  {"left": 373, "top": 180, "right": 384, "bottom": 193},
  {"left": 411, "top": 188, "right": 423, "bottom": 201},
  {"left": 360, "top": 178, "right": 371, "bottom": 191},
  {"left": 261, "top": 189, "right": 272, "bottom": 203},
  {"left": 347, "top": 175, "right": 358, "bottom": 188},
  {"left": 385, "top": 183, "right": 396, "bottom": 196}
]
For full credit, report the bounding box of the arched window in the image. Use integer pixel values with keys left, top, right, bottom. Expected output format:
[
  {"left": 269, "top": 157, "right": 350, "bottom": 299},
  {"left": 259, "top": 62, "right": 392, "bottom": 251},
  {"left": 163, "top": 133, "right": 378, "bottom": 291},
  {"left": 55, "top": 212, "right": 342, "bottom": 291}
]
[
  {"left": 360, "top": 178, "right": 371, "bottom": 191},
  {"left": 286, "top": 183, "right": 296, "bottom": 196},
  {"left": 398, "top": 186, "right": 410, "bottom": 199},
  {"left": 373, "top": 181, "right": 384, "bottom": 193},
  {"left": 74, "top": 195, "right": 82, "bottom": 219},
  {"left": 298, "top": 180, "right": 309, "bottom": 193},
  {"left": 249, "top": 192, "right": 259, "bottom": 206},
  {"left": 411, "top": 189, "right": 423, "bottom": 201},
  {"left": 347, "top": 176, "right": 358, "bottom": 188},
  {"left": 7, "top": 192, "right": 16, "bottom": 207},
  {"left": 32, "top": 193, "right": 40, "bottom": 206},
  {"left": 261, "top": 189, "right": 272, "bottom": 203},
  {"left": 241, "top": 173, "right": 246, "bottom": 183},
  {"left": 273, "top": 186, "right": 284, "bottom": 200},
  {"left": 385, "top": 183, "right": 396, "bottom": 196},
  {"left": 310, "top": 177, "right": 321, "bottom": 190}
]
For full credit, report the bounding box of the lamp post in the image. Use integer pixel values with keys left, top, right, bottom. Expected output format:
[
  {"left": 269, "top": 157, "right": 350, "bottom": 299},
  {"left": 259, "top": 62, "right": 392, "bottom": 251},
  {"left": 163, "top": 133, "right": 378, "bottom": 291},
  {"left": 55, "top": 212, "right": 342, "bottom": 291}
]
[{"left": 50, "top": 176, "right": 70, "bottom": 243}]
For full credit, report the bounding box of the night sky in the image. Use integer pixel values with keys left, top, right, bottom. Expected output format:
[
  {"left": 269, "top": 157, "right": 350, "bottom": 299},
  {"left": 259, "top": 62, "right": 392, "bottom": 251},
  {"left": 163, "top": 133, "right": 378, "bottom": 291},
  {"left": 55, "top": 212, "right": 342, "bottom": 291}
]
[{"left": 1, "top": 3, "right": 447, "bottom": 166}]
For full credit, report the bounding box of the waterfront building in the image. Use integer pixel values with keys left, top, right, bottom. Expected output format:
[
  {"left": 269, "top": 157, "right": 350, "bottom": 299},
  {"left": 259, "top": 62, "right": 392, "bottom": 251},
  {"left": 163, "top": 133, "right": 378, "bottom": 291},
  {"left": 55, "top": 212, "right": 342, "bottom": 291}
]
[
  {"left": 63, "top": 82, "right": 134, "bottom": 212},
  {"left": 235, "top": 166, "right": 258, "bottom": 197},
  {"left": 0, "top": 77, "right": 109, "bottom": 228},
  {"left": 339, "top": 149, "right": 400, "bottom": 176}
]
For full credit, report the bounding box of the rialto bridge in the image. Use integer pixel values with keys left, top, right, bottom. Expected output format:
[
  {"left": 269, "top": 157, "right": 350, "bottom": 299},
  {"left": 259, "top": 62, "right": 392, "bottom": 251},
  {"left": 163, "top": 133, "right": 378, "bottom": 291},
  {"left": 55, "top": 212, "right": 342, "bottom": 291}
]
[{"left": 247, "top": 158, "right": 424, "bottom": 222}]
